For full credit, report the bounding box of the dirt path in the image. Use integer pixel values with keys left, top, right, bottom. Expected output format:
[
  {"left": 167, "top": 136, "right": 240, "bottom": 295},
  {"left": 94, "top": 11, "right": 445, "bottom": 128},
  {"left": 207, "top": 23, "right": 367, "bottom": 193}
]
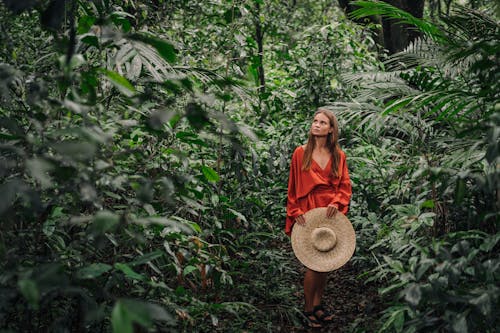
[{"left": 288, "top": 261, "right": 384, "bottom": 332}]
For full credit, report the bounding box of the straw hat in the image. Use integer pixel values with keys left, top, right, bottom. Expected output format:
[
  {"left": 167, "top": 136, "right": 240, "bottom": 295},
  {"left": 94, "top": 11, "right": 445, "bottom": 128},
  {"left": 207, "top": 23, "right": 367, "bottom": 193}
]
[{"left": 291, "top": 207, "right": 356, "bottom": 272}]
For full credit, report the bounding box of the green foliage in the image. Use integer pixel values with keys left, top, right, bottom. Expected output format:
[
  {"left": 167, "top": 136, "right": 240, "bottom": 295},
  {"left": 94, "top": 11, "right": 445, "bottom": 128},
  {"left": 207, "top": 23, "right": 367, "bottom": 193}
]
[
  {"left": 333, "top": 2, "right": 499, "bottom": 332},
  {"left": 352, "top": 0, "right": 445, "bottom": 42},
  {"left": 1, "top": 0, "right": 360, "bottom": 331},
  {"left": 283, "top": 19, "right": 381, "bottom": 110},
  {"left": 0, "top": 1, "right": 252, "bottom": 331},
  {"left": 1, "top": 0, "right": 497, "bottom": 332}
]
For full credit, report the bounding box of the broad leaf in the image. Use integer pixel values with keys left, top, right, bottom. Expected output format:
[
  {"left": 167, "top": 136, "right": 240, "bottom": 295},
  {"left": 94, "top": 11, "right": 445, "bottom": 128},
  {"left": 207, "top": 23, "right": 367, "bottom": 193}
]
[
  {"left": 201, "top": 165, "right": 219, "bottom": 182},
  {"left": 77, "top": 263, "right": 112, "bottom": 279}
]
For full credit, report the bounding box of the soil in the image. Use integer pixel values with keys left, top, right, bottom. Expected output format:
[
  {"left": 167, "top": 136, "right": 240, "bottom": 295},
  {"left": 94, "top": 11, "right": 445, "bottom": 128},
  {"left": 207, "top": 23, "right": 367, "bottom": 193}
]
[{"left": 287, "top": 260, "right": 385, "bottom": 333}]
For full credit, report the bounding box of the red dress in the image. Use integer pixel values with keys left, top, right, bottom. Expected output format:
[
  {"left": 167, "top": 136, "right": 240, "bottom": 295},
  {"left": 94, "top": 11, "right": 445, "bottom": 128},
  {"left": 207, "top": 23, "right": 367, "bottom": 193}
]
[{"left": 285, "top": 146, "right": 352, "bottom": 236}]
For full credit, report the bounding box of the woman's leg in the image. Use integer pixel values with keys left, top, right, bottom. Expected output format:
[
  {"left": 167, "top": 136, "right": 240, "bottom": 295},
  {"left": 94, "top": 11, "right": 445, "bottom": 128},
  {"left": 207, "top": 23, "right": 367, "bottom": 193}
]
[
  {"left": 303, "top": 268, "right": 323, "bottom": 327},
  {"left": 313, "top": 271, "right": 327, "bottom": 306},
  {"left": 305, "top": 269, "right": 335, "bottom": 321},
  {"left": 303, "top": 268, "right": 316, "bottom": 311},
  {"left": 304, "top": 269, "right": 328, "bottom": 308}
]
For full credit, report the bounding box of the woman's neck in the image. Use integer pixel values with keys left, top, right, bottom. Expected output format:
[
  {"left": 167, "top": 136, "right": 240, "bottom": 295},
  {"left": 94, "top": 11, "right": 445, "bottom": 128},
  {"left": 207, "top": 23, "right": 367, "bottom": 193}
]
[{"left": 313, "top": 136, "right": 328, "bottom": 150}]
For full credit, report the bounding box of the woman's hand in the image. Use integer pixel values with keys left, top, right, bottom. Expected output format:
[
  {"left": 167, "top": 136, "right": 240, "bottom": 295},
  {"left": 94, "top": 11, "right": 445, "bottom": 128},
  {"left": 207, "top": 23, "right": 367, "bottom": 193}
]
[
  {"left": 326, "top": 204, "right": 338, "bottom": 218},
  {"left": 295, "top": 215, "right": 306, "bottom": 225}
]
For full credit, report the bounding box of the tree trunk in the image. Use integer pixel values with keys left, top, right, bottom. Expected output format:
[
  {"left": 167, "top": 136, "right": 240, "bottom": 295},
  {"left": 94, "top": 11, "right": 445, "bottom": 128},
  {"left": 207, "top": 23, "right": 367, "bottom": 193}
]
[
  {"left": 403, "top": 0, "right": 424, "bottom": 44},
  {"left": 338, "top": 0, "right": 356, "bottom": 13},
  {"left": 445, "top": 0, "right": 453, "bottom": 15},
  {"left": 429, "top": 0, "right": 439, "bottom": 18},
  {"left": 381, "top": 0, "right": 424, "bottom": 54},
  {"left": 339, "top": 0, "right": 423, "bottom": 54}
]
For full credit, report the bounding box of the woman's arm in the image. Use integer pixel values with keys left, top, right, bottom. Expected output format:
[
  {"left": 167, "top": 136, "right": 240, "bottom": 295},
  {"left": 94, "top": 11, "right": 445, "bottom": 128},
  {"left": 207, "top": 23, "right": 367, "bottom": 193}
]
[
  {"left": 287, "top": 148, "right": 305, "bottom": 221},
  {"left": 329, "top": 152, "right": 352, "bottom": 215}
]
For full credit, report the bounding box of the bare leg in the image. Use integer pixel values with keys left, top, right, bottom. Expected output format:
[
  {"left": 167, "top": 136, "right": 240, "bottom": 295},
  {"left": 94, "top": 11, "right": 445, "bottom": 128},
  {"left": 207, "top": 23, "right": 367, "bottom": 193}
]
[
  {"left": 304, "top": 269, "right": 334, "bottom": 322},
  {"left": 304, "top": 269, "right": 328, "bottom": 308},
  {"left": 303, "top": 268, "right": 317, "bottom": 312},
  {"left": 303, "top": 268, "right": 323, "bottom": 328},
  {"left": 313, "top": 271, "right": 328, "bottom": 307}
]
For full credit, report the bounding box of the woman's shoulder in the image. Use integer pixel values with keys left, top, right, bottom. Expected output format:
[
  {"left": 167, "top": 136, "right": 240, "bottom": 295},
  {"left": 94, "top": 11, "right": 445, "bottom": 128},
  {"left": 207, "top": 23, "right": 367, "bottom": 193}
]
[
  {"left": 293, "top": 145, "right": 306, "bottom": 153},
  {"left": 291, "top": 145, "right": 306, "bottom": 159},
  {"left": 337, "top": 148, "right": 347, "bottom": 159}
]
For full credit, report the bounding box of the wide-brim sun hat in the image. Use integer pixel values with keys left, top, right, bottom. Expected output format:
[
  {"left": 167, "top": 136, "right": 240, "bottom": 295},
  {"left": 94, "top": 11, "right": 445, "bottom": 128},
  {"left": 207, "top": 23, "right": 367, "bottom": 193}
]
[{"left": 291, "top": 207, "right": 356, "bottom": 272}]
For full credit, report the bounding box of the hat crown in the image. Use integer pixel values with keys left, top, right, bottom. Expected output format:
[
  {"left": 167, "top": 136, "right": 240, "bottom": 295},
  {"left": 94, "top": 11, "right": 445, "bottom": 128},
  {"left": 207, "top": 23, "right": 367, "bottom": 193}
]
[
  {"left": 291, "top": 208, "right": 356, "bottom": 272},
  {"left": 311, "top": 227, "right": 336, "bottom": 252}
]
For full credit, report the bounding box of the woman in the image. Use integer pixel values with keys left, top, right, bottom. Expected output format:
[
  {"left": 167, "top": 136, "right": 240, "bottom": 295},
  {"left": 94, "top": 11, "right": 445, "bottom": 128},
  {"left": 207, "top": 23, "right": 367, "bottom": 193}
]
[{"left": 286, "top": 108, "right": 352, "bottom": 328}]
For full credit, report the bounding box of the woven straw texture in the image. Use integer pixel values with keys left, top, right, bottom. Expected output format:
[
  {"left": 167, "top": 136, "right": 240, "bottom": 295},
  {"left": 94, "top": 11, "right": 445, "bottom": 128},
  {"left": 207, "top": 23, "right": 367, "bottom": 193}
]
[{"left": 291, "top": 207, "right": 356, "bottom": 272}]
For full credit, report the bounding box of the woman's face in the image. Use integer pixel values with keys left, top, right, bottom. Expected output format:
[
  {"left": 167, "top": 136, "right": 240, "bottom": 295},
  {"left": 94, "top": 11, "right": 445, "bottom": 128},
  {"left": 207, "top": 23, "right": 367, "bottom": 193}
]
[{"left": 311, "top": 112, "right": 332, "bottom": 137}]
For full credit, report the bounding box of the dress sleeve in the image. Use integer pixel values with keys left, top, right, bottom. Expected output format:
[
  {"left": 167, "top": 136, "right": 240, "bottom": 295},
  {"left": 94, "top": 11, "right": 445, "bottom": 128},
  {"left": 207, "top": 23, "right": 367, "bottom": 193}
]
[
  {"left": 329, "top": 152, "right": 352, "bottom": 215},
  {"left": 287, "top": 148, "right": 305, "bottom": 221}
]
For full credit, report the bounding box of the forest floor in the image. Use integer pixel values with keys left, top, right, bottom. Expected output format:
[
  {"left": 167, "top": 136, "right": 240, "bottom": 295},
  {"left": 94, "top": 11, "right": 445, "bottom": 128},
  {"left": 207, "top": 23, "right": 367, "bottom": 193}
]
[{"left": 284, "top": 244, "right": 385, "bottom": 333}]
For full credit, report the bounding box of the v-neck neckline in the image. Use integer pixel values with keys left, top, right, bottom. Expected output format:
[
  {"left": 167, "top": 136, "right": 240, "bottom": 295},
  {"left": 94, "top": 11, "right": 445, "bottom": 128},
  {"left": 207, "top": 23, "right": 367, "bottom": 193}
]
[
  {"left": 299, "top": 146, "right": 331, "bottom": 171},
  {"left": 312, "top": 155, "right": 331, "bottom": 171}
]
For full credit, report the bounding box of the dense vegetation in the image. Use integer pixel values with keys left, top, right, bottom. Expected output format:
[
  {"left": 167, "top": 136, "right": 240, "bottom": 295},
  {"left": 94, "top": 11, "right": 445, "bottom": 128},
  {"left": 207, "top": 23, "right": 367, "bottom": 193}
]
[{"left": 0, "top": 0, "right": 498, "bottom": 332}]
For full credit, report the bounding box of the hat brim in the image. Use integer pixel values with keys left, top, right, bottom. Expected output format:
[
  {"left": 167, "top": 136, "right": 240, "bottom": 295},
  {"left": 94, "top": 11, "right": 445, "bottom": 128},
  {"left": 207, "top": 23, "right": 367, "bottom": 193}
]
[{"left": 291, "top": 207, "right": 356, "bottom": 272}]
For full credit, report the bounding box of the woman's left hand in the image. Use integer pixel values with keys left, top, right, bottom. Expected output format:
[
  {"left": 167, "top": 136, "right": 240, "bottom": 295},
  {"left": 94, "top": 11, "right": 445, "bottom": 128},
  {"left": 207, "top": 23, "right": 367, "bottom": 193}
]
[{"left": 326, "top": 204, "right": 338, "bottom": 218}]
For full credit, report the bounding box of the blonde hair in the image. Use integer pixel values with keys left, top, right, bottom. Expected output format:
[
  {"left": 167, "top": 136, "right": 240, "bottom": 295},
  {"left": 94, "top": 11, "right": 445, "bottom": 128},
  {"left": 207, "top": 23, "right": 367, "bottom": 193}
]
[{"left": 302, "top": 108, "right": 341, "bottom": 177}]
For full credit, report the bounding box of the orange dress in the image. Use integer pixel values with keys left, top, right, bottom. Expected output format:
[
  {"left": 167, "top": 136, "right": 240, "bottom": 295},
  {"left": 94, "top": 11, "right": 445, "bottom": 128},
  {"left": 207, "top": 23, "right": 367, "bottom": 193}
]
[{"left": 285, "top": 146, "right": 352, "bottom": 236}]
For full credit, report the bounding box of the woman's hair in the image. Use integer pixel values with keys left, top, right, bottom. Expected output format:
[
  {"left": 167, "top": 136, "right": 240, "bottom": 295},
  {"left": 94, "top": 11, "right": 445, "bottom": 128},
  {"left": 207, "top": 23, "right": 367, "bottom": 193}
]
[{"left": 302, "top": 108, "right": 341, "bottom": 177}]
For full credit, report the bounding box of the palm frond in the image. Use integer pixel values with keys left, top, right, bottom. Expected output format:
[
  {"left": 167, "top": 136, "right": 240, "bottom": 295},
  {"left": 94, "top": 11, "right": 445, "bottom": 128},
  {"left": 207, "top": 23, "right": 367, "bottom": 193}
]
[
  {"left": 442, "top": 5, "right": 499, "bottom": 43},
  {"left": 327, "top": 101, "right": 429, "bottom": 145},
  {"left": 342, "top": 70, "right": 409, "bottom": 86},
  {"left": 172, "top": 66, "right": 251, "bottom": 102},
  {"left": 110, "top": 37, "right": 175, "bottom": 82},
  {"left": 351, "top": 0, "right": 446, "bottom": 42},
  {"left": 384, "top": 38, "right": 444, "bottom": 70},
  {"left": 342, "top": 21, "right": 495, "bottom": 121}
]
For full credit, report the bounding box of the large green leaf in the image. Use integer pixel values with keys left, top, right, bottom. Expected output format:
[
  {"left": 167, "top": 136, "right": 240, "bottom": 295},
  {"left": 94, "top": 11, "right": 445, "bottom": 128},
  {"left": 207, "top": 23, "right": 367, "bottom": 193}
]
[
  {"left": 91, "top": 211, "right": 120, "bottom": 234},
  {"left": 0, "top": 179, "right": 25, "bottom": 215},
  {"left": 77, "top": 263, "right": 112, "bottom": 279},
  {"left": 52, "top": 141, "right": 97, "bottom": 161},
  {"left": 114, "top": 263, "right": 146, "bottom": 281},
  {"left": 112, "top": 299, "right": 174, "bottom": 333},
  {"left": 25, "top": 158, "right": 53, "bottom": 189},
  {"left": 404, "top": 283, "right": 422, "bottom": 306},
  {"left": 100, "top": 69, "right": 136, "bottom": 96},
  {"left": 18, "top": 278, "right": 39, "bottom": 310},
  {"left": 351, "top": 0, "right": 444, "bottom": 42},
  {"left": 129, "top": 33, "right": 177, "bottom": 63},
  {"left": 201, "top": 165, "right": 219, "bottom": 182},
  {"left": 183, "top": 265, "right": 198, "bottom": 276},
  {"left": 128, "top": 250, "right": 164, "bottom": 266}
]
